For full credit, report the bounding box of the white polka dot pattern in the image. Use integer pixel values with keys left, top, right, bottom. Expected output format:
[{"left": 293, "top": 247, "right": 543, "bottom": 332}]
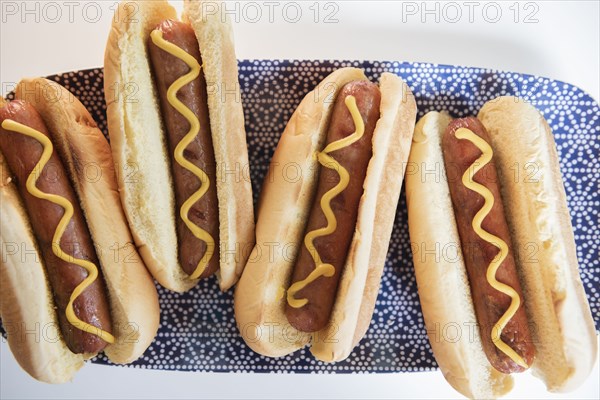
[{"left": 1, "top": 60, "right": 598, "bottom": 373}]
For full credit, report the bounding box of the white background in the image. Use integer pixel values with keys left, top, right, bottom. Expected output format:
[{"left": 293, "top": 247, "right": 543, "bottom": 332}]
[{"left": 1, "top": 1, "right": 598, "bottom": 399}]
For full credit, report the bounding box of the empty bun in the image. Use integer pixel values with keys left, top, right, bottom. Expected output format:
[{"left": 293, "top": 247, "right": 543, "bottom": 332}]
[{"left": 15, "top": 78, "right": 160, "bottom": 364}]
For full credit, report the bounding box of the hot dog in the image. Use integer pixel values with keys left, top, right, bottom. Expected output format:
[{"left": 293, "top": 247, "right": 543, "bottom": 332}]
[
  {"left": 0, "top": 79, "right": 159, "bottom": 383},
  {"left": 104, "top": 0, "right": 254, "bottom": 292},
  {"left": 235, "top": 68, "right": 417, "bottom": 361},
  {"left": 405, "top": 101, "right": 597, "bottom": 398},
  {"left": 0, "top": 101, "right": 113, "bottom": 355}
]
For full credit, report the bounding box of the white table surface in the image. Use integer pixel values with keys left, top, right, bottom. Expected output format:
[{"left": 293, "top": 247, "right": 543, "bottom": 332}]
[{"left": 1, "top": 1, "right": 598, "bottom": 399}]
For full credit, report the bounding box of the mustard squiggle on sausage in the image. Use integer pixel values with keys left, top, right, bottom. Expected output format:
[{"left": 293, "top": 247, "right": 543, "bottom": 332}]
[
  {"left": 287, "top": 96, "right": 364, "bottom": 308},
  {"left": 150, "top": 29, "right": 215, "bottom": 280},
  {"left": 454, "top": 127, "right": 528, "bottom": 369},
  {"left": 1, "top": 119, "right": 115, "bottom": 344}
]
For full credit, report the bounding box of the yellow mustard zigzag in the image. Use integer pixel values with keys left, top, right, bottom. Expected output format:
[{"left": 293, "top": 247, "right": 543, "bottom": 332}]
[
  {"left": 287, "top": 95, "right": 364, "bottom": 308},
  {"left": 454, "top": 127, "right": 528, "bottom": 368},
  {"left": 151, "top": 30, "right": 215, "bottom": 280},
  {"left": 1, "top": 119, "right": 115, "bottom": 344}
]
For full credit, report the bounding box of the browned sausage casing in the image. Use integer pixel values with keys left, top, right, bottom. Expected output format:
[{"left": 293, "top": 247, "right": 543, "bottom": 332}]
[
  {"left": 442, "top": 117, "right": 534, "bottom": 374},
  {"left": 285, "top": 81, "right": 381, "bottom": 332},
  {"left": 0, "top": 100, "right": 113, "bottom": 354},
  {"left": 148, "top": 19, "right": 219, "bottom": 279}
]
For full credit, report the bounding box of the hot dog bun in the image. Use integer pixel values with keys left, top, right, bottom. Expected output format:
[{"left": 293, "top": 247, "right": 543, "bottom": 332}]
[
  {"left": 234, "top": 67, "right": 417, "bottom": 361},
  {"left": 405, "top": 99, "right": 597, "bottom": 398},
  {"left": 104, "top": 0, "right": 254, "bottom": 292},
  {"left": 0, "top": 81, "right": 160, "bottom": 382}
]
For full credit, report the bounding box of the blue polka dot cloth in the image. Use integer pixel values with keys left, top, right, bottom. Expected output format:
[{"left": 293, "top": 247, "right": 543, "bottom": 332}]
[{"left": 2, "top": 60, "right": 598, "bottom": 373}]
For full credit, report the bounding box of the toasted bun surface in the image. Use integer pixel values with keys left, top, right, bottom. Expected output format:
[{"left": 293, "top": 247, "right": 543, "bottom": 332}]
[
  {"left": 405, "top": 111, "right": 513, "bottom": 399},
  {"left": 183, "top": 0, "right": 255, "bottom": 291},
  {"left": 478, "top": 97, "right": 598, "bottom": 392},
  {"left": 15, "top": 78, "right": 160, "bottom": 364},
  {"left": 235, "top": 68, "right": 417, "bottom": 361},
  {"left": 0, "top": 152, "right": 85, "bottom": 383}
]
